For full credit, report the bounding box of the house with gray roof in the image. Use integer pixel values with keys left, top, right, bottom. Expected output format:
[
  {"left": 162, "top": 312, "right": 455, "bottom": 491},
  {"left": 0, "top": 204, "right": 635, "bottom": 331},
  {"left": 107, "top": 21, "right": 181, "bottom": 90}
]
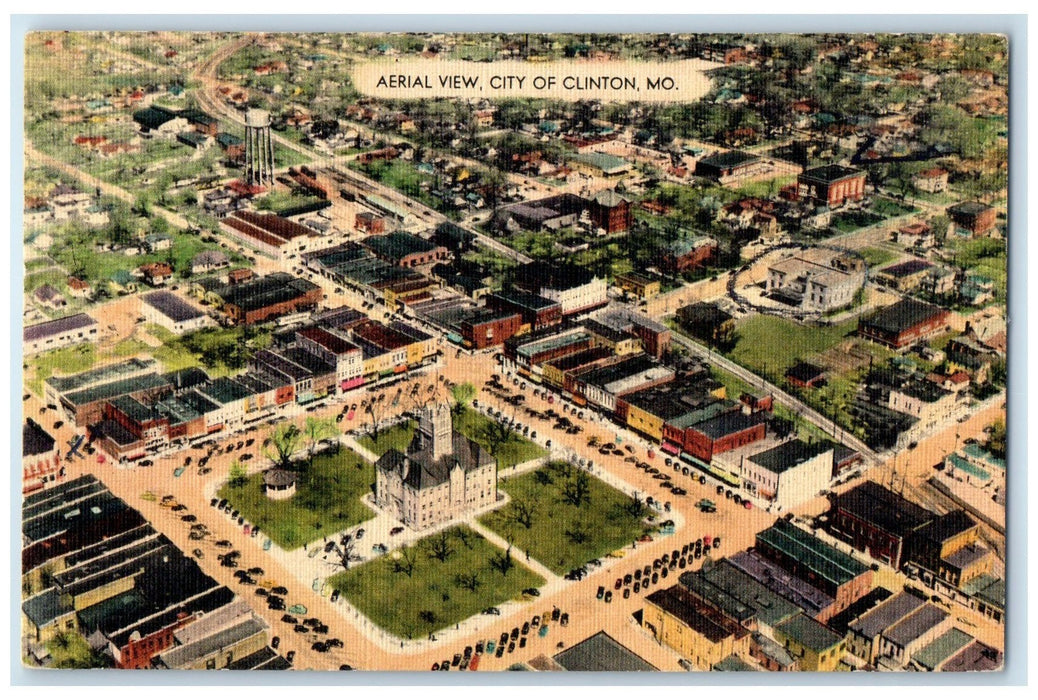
[{"left": 374, "top": 404, "right": 496, "bottom": 530}]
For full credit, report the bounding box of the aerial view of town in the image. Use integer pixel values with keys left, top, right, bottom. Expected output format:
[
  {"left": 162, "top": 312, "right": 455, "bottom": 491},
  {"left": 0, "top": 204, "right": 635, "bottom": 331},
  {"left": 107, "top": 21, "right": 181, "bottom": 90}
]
[{"left": 20, "top": 31, "right": 1008, "bottom": 673}]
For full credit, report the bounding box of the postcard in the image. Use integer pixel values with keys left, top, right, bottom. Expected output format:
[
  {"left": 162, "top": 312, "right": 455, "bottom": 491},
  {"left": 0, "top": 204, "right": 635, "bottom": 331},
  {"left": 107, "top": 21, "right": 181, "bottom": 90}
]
[{"left": 20, "top": 30, "right": 1007, "bottom": 673}]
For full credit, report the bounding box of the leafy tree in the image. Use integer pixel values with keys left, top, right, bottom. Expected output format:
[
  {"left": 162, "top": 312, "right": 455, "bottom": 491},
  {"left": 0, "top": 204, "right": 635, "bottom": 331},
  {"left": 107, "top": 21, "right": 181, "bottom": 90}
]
[
  {"left": 986, "top": 418, "right": 1006, "bottom": 459},
  {"left": 449, "top": 382, "right": 477, "bottom": 416},
  {"left": 46, "top": 631, "right": 107, "bottom": 669},
  {"left": 303, "top": 415, "right": 337, "bottom": 470},
  {"left": 227, "top": 461, "right": 248, "bottom": 488},
  {"left": 263, "top": 423, "right": 302, "bottom": 469}
]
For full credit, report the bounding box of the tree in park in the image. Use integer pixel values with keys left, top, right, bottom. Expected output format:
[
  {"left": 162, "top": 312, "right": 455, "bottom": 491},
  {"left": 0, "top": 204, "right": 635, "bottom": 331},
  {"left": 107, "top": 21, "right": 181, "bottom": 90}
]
[
  {"left": 393, "top": 545, "right": 418, "bottom": 577},
  {"left": 561, "top": 471, "right": 591, "bottom": 507},
  {"left": 303, "top": 415, "right": 337, "bottom": 470},
  {"left": 565, "top": 521, "right": 591, "bottom": 545},
  {"left": 510, "top": 497, "right": 537, "bottom": 529},
  {"left": 263, "top": 422, "right": 302, "bottom": 469},
  {"left": 449, "top": 381, "right": 477, "bottom": 416},
  {"left": 456, "top": 571, "right": 482, "bottom": 593},
  {"left": 227, "top": 460, "right": 248, "bottom": 488},
  {"left": 489, "top": 544, "right": 515, "bottom": 576},
  {"left": 361, "top": 393, "right": 391, "bottom": 442},
  {"left": 477, "top": 416, "right": 516, "bottom": 461},
  {"left": 428, "top": 530, "right": 455, "bottom": 563},
  {"left": 330, "top": 536, "right": 357, "bottom": 571}
]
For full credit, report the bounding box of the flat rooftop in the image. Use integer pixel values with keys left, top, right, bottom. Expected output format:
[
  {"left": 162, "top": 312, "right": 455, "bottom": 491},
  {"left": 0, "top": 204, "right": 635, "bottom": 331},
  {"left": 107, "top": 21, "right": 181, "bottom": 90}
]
[
  {"left": 24, "top": 313, "right": 96, "bottom": 343},
  {"left": 142, "top": 290, "right": 206, "bottom": 323}
]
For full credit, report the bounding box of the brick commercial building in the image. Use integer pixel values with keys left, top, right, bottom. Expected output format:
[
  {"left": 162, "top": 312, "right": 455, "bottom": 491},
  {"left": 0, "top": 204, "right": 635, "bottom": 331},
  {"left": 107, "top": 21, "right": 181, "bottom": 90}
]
[
  {"left": 363, "top": 231, "right": 449, "bottom": 269},
  {"left": 459, "top": 308, "right": 524, "bottom": 349},
  {"left": 355, "top": 210, "right": 386, "bottom": 234},
  {"left": 754, "top": 518, "right": 873, "bottom": 618},
  {"left": 614, "top": 272, "right": 661, "bottom": 300},
  {"left": 857, "top": 298, "right": 950, "bottom": 349},
  {"left": 947, "top": 201, "right": 997, "bottom": 237},
  {"left": 797, "top": 164, "right": 866, "bottom": 207},
  {"left": 216, "top": 273, "right": 322, "bottom": 325},
  {"left": 680, "top": 410, "right": 769, "bottom": 464},
  {"left": 486, "top": 289, "right": 562, "bottom": 331},
  {"left": 588, "top": 189, "right": 633, "bottom": 234},
  {"left": 827, "top": 481, "right": 933, "bottom": 569}
]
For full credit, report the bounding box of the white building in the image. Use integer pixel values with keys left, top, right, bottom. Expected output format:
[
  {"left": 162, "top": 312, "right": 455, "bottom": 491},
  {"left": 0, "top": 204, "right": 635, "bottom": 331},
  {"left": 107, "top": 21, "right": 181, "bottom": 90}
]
[
  {"left": 140, "top": 290, "right": 215, "bottom": 334},
  {"left": 24, "top": 313, "right": 99, "bottom": 355},
  {"left": 740, "top": 439, "right": 834, "bottom": 509},
  {"left": 766, "top": 250, "right": 866, "bottom": 312},
  {"left": 374, "top": 405, "right": 497, "bottom": 530}
]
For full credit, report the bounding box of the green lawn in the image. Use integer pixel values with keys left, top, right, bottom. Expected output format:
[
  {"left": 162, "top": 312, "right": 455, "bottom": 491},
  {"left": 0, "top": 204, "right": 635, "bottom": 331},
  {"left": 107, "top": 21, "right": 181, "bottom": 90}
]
[
  {"left": 728, "top": 316, "right": 858, "bottom": 382},
  {"left": 357, "top": 419, "right": 416, "bottom": 457},
  {"left": 454, "top": 407, "right": 548, "bottom": 469},
  {"left": 858, "top": 246, "right": 898, "bottom": 268},
  {"left": 479, "top": 461, "right": 652, "bottom": 575},
  {"left": 217, "top": 449, "right": 375, "bottom": 551},
  {"left": 26, "top": 343, "right": 98, "bottom": 394},
  {"left": 328, "top": 525, "right": 544, "bottom": 639},
  {"left": 359, "top": 408, "right": 547, "bottom": 470}
]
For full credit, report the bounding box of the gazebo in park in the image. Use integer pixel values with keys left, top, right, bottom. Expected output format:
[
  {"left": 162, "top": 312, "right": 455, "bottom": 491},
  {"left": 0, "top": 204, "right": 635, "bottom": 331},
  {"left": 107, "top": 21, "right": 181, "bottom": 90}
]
[{"left": 263, "top": 469, "right": 297, "bottom": 500}]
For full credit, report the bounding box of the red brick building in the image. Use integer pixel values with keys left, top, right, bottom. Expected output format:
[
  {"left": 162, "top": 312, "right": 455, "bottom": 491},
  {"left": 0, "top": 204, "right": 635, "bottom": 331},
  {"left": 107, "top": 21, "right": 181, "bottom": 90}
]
[
  {"left": 460, "top": 309, "right": 524, "bottom": 349},
  {"left": 678, "top": 410, "right": 768, "bottom": 463},
  {"left": 827, "top": 481, "right": 935, "bottom": 569},
  {"left": 23, "top": 419, "right": 62, "bottom": 495},
  {"left": 797, "top": 164, "right": 866, "bottom": 207},
  {"left": 857, "top": 299, "right": 950, "bottom": 350},
  {"left": 588, "top": 189, "right": 633, "bottom": 234},
  {"left": 947, "top": 201, "right": 997, "bottom": 237},
  {"left": 659, "top": 237, "right": 718, "bottom": 273},
  {"left": 486, "top": 290, "right": 562, "bottom": 331},
  {"left": 355, "top": 211, "right": 387, "bottom": 234}
]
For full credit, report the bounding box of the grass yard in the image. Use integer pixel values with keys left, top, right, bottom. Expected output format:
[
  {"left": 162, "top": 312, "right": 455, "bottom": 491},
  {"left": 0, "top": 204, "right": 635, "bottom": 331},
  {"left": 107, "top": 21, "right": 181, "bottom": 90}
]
[
  {"left": 858, "top": 246, "right": 898, "bottom": 268},
  {"left": 217, "top": 449, "right": 375, "bottom": 550},
  {"left": 328, "top": 525, "right": 544, "bottom": 639},
  {"left": 454, "top": 407, "right": 548, "bottom": 469},
  {"left": 728, "top": 316, "right": 858, "bottom": 382},
  {"left": 26, "top": 343, "right": 98, "bottom": 394},
  {"left": 357, "top": 419, "right": 416, "bottom": 457},
  {"left": 358, "top": 408, "right": 547, "bottom": 470},
  {"left": 479, "top": 461, "right": 652, "bottom": 575}
]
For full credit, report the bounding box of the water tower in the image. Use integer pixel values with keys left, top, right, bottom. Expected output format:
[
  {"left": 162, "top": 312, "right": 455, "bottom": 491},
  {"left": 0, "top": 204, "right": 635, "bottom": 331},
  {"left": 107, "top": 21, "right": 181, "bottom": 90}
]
[{"left": 244, "top": 108, "right": 274, "bottom": 186}]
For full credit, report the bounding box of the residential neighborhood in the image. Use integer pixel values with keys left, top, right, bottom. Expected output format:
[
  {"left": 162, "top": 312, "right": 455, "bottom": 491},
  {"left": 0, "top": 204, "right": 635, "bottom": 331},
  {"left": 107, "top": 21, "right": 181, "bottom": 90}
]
[{"left": 21, "top": 30, "right": 1007, "bottom": 674}]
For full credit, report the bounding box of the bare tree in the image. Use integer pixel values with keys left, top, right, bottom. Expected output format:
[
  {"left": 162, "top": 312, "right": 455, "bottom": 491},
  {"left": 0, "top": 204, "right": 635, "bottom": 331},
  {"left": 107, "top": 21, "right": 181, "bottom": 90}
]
[
  {"left": 361, "top": 394, "right": 390, "bottom": 442},
  {"left": 455, "top": 571, "right": 482, "bottom": 592},
  {"left": 428, "top": 530, "right": 455, "bottom": 563},
  {"left": 478, "top": 417, "right": 516, "bottom": 463},
  {"left": 330, "top": 537, "right": 357, "bottom": 571},
  {"left": 393, "top": 545, "right": 417, "bottom": 577},
  {"left": 565, "top": 522, "right": 591, "bottom": 545},
  {"left": 561, "top": 472, "right": 591, "bottom": 507},
  {"left": 510, "top": 497, "right": 537, "bottom": 529},
  {"left": 489, "top": 544, "right": 515, "bottom": 576}
]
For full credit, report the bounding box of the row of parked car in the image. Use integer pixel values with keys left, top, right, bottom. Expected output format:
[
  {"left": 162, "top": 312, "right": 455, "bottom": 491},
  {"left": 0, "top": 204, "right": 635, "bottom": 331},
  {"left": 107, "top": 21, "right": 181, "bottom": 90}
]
[{"left": 433, "top": 608, "right": 569, "bottom": 670}]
